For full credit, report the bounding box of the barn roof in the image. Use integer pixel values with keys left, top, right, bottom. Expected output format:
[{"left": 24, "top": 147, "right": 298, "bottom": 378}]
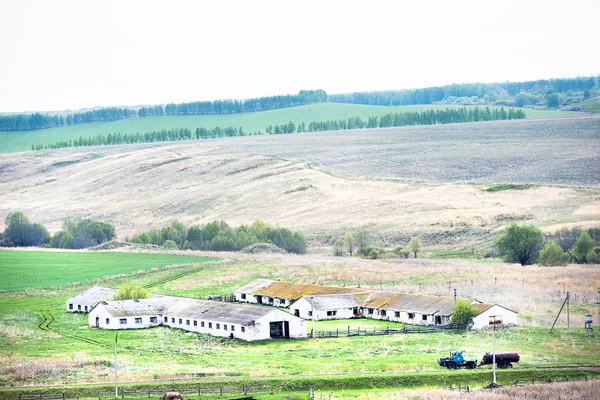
[
  {"left": 301, "top": 293, "right": 368, "bottom": 310},
  {"left": 67, "top": 286, "right": 116, "bottom": 306},
  {"left": 471, "top": 303, "right": 518, "bottom": 315},
  {"left": 98, "top": 298, "right": 177, "bottom": 317},
  {"left": 363, "top": 292, "right": 460, "bottom": 316},
  {"left": 238, "top": 279, "right": 366, "bottom": 300},
  {"left": 163, "top": 298, "right": 287, "bottom": 326}
]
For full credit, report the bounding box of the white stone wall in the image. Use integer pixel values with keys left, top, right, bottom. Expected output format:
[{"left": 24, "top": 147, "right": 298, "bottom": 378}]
[
  {"left": 472, "top": 305, "right": 517, "bottom": 330},
  {"left": 88, "top": 306, "right": 161, "bottom": 330},
  {"left": 67, "top": 302, "right": 93, "bottom": 313}
]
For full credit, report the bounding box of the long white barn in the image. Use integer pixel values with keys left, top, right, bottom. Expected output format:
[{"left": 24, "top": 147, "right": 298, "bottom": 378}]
[
  {"left": 88, "top": 297, "right": 306, "bottom": 341},
  {"left": 239, "top": 280, "right": 517, "bottom": 329}
]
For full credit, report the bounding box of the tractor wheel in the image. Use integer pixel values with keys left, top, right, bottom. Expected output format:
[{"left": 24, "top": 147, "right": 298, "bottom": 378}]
[
  {"left": 448, "top": 361, "right": 458, "bottom": 370},
  {"left": 466, "top": 361, "right": 476, "bottom": 369},
  {"left": 498, "top": 361, "right": 507, "bottom": 369},
  {"left": 507, "top": 362, "right": 513, "bottom": 369}
]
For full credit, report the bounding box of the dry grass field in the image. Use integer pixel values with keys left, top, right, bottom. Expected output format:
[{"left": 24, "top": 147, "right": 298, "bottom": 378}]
[{"left": 0, "top": 116, "right": 598, "bottom": 248}]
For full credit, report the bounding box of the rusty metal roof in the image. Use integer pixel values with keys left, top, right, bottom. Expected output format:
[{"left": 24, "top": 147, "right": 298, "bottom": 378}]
[
  {"left": 67, "top": 286, "right": 116, "bottom": 306},
  {"left": 163, "top": 298, "right": 288, "bottom": 326},
  {"left": 98, "top": 298, "right": 177, "bottom": 317},
  {"left": 302, "top": 293, "right": 368, "bottom": 310},
  {"left": 238, "top": 279, "right": 366, "bottom": 300},
  {"left": 363, "top": 292, "right": 461, "bottom": 316}
]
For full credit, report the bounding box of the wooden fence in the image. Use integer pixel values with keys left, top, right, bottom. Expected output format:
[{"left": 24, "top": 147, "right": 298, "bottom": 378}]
[{"left": 311, "top": 324, "right": 459, "bottom": 338}]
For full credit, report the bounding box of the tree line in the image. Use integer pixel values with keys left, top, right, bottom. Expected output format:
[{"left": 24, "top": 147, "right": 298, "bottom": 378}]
[
  {"left": 0, "top": 108, "right": 136, "bottom": 131},
  {"left": 2, "top": 90, "right": 327, "bottom": 131},
  {"left": 1, "top": 211, "right": 115, "bottom": 249},
  {"left": 328, "top": 76, "right": 598, "bottom": 106},
  {"left": 33, "top": 107, "right": 525, "bottom": 151},
  {"left": 126, "top": 219, "right": 306, "bottom": 254}
]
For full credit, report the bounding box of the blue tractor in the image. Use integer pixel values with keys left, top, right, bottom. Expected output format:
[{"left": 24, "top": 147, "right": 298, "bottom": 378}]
[{"left": 438, "top": 351, "right": 477, "bottom": 370}]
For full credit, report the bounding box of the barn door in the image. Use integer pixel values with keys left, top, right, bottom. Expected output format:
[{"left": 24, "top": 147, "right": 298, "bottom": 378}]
[{"left": 95, "top": 317, "right": 99, "bottom": 327}]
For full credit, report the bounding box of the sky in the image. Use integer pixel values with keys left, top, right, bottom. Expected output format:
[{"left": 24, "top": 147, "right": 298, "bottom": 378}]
[{"left": 0, "top": 0, "right": 599, "bottom": 113}]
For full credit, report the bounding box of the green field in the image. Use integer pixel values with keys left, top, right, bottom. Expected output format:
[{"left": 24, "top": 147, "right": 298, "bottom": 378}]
[
  {"left": 0, "top": 250, "right": 216, "bottom": 291},
  {"left": 0, "top": 103, "right": 577, "bottom": 153}
]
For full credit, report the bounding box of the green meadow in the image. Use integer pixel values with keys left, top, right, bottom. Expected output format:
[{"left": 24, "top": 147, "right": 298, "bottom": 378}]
[
  {"left": 0, "top": 250, "right": 216, "bottom": 291},
  {"left": 0, "top": 103, "right": 576, "bottom": 153}
]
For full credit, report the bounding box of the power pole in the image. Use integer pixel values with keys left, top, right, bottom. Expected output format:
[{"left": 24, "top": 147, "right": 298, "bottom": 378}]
[
  {"left": 453, "top": 288, "right": 457, "bottom": 307},
  {"left": 311, "top": 296, "right": 315, "bottom": 339},
  {"left": 114, "top": 331, "right": 119, "bottom": 399},
  {"left": 490, "top": 315, "right": 497, "bottom": 386},
  {"left": 567, "top": 292, "right": 570, "bottom": 335}
]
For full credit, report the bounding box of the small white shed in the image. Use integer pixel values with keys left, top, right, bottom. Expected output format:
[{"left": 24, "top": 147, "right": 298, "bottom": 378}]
[
  {"left": 290, "top": 294, "right": 366, "bottom": 320},
  {"left": 471, "top": 304, "right": 518, "bottom": 330}
]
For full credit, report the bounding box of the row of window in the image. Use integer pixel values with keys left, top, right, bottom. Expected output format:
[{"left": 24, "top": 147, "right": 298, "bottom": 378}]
[
  {"left": 239, "top": 293, "right": 286, "bottom": 305},
  {"left": 110, "top": 316, "right": 245, "bottom": 332},
  {"left": 68, "top": 304, "right": 88, "bottom": 312}
]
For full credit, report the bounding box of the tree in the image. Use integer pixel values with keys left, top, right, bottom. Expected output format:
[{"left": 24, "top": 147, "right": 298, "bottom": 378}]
[
  {"left": 538, "top": 241, "right": 569, "bottom": 266},
  {"left": 587, "top": 248, "right": 600, "bottom": 264},
  {"left": 546, "top": 93, "right": 559, "bottom": 108},
  {"left": 344, "top": 231, "right": 356, "bottom": 256},
  {"left": 115, "top": 284, "right": 150, "bottom": 300},
  {"left": 451, "top": 300, "right": 478, "bottom": 329},
  {"left": 572, "top": 232, "right": 594, "bottom": 263},
  {"left": 407, "top": 237, "right": 422, "bottom": 258},
  {"left": 495, "top": 223, "right": 545, "bottom": 265},
  {"left": 2, "top": 211, "right": 48, "bottom": 247},
  {"left": 354, "top": 229, "right": 370, "bottom": 252}
]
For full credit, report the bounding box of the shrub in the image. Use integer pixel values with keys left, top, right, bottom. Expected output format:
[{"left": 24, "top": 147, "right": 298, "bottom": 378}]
[
  {"left": 587, "top": 247, "right": 600, "bottom": 264},
  {"left": 369, "top": 248, "right": 380, "bottom": 259},
  {"left": 115, "top": 284, "right": 150, "bottom": 300},
  {"left": 393, "top": 246, "right": 410, "bottom": 258},
  {"left": 451, "top": 300, "right": 478, "bottom": 329},
  {"left": 162, "top": 240, "right": 179, "bottom": 250},
  {"left": 332, "top": 240, "right": 344, "bottom": 257},
  {"left": 358, "top": 245, "right": 377, "bottom": 257},
  {"left": 573, "top": 232, "right": 594, "bottom": 263},
  {"left": 538, "top": 241, "right": 569, "bottom": 266}
]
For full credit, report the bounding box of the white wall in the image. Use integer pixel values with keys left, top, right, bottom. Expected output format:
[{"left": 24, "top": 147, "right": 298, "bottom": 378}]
[
  {"left": 290, "top": 298, "right": 357, "bottom": 321},
  {"left": 472, "top": 305, "right": 518, "bottom": 330},
  {"left": 88, "top": 306, "right": 161, "bottom": 330},
  {"left": 235, "top": 292, "right": 292, "bottom": 307},
  {"left": 67, "top": 302, "right": 93, "bottom": 313}
]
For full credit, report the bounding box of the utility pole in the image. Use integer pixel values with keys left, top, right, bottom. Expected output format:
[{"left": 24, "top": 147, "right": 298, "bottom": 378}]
[
  {"left": 567, "top": 292, "right": 570, "bottom": 335},
  {"left": 490, "top": 315, "right": 497, "bottom": 386},
  {"left": 453, "top": 288, "right": 457, "bottom": 307},
  {"left": 311, "top": 296, "right": 315, "bottom": 339},
  {"left": 114, "top": 331, "right": 119, "bottom": 399}
]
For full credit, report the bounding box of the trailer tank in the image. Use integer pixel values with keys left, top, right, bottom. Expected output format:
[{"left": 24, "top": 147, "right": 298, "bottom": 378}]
[{"left": 480, "top": 352, "right": 520, "bottom": 369}]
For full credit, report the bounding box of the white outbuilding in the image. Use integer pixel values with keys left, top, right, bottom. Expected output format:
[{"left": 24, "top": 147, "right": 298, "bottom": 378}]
[
  {"left": 88, "top": 297, "right": 306, "bottom": 341},
  {"left": 471, "top": 303, "right": 518, "bottom": 330},
  {"left": 290, "top": 293, "right": 368, "bottom": 320},
  {"left": 66, "top": 286, "right": 116, "bottom": 313}
]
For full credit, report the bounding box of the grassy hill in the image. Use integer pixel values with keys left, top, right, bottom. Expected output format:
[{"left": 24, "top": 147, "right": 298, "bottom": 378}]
[{"left": 0, "top": 103, "right": 577, "bottom": 153}]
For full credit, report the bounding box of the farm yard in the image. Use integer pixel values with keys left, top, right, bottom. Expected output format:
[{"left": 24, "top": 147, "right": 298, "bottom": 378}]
[{"left": 0, "top": 249, "right": 599, "bottom": 397}]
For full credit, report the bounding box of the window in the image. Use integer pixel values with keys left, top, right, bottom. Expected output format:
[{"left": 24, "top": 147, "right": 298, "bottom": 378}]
[
  {"left": 368, "top": 308, "right": 374, "bottom": 314},
  {"left": 241, "top": 294, "right": 246, "bottom": 300},
  {"left": 119, "top": 318, "right": 127, "bottom": 325},
  {"left": 308, "top": 311, "right": 313, "bottom": 317},
  {"left": 380, "top": 310, "right": 387, "bottom": 317},
  {"left": 408, "top": 313, "right": 415, "bottom": 319},
  {"left": 69, "top": 304, "right": 73, "bottom": 310},
  {"left": 85, "top": 306, "right": 88, "bottom": 312},
  {"left": 241, "top": 327, "right": 245, "bottom": 333},
  {"left": 422, "top": 314, "right": 428, "bottom": 321},
  {"left": 224, "top": 325, "right": 228, "bottom": 331},
  {"left": 327, "top": 311, "right": 337, "bottom": 316},
  {"left": 268, "top": 297, "right": 274, "bottom": 304},
  {"left": 394, "top": 311, "right": 400, "bottom": 318},
  {"left": 186, "top": 319, "right": 190, "bottom": 326},
  {"left": 280, "top": 299, "right": 285, "bottom": 304},
  {"left": 193, "top": 320, "right": 197, "bottom": 326},
  {"left": 150, "top": 317, "right": 157, "bottom": 323},
  {"left": 178, "top": 318, "right": 182, "bottom": 324},
  {"left": 106, "top": 318, "right": 110, "bottom": 325},
  {"left": 209, "top": 322, "right": 213, "bottom": 329},
  {"left": 164, "top": 316, "right": 168, "bottom": 323},
  {"left": 231, "top": 325, "right": 235, "bottom": 331},
  {"left": 171, "top": 317, "right": 175, "bottom": 323},
  {"left": 135, "top": 317, "right": 142, "bottom": 324},
  {"left": 78, "top": 305, "right": 81, "bottom": 311},
  {"left": 201, "top": 321, "right": 205, "bottom": 327},
  {"left": 216, "top": 323, "right": 220, "bottom": 329}
]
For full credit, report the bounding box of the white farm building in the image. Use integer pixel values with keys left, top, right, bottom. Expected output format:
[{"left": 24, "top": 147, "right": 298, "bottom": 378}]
[
  {"left": 66, "top": 286, "right": 116, "bottom": 313},
  {"left": 88, "top": 297, "right": 306, "bottom": 341},
  {"left": 239, "top": 280, "right": 517, "bottom": 330}
]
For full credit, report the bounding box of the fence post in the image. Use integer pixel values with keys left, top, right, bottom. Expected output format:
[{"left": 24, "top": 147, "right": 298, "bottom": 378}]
[
  {"left": 220, "top": 388, "right": 222, "bottom": 396},
  {"left": 443, "top": 380, "right": 446, "bottom": 390},
  {"left": 336, "top": 328, "right": 338, "bottom": 337},
  {"left": 348, "top": 326, "right": 350, "bottom": 335},
  {"left": 198, "top": 387, "right": 200, "bottom": 396},
  {"left": 148, "top": 388, "right": 150, "bottom": 398},
  {"left": 63, "top": 392, "right": 65, "bottom": 400}
]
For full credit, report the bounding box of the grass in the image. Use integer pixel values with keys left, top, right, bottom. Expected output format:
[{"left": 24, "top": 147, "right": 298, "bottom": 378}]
[
  {"left": 484, "top": 184, "right": 533, "bottom": 192},
  {"left": 1, "top": 252, "right": 599, "bottom": 388},
  {"left": 0, "top": 103, "right": 577, "bottom": 153},
  {"left": 0, "top": 250, "right": 216, "bottom": 291}
]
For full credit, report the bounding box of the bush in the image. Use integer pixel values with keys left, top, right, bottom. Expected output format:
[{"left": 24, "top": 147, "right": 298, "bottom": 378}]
[
  {"left": 1, "top": 211, "right": 49, "bottom": 247},
  {"left": 538, "top": 241, "right": 569, "bottom": 266},
  {"left": 115, "top": 284, "right": 150, "bottom": 300},
  {"left": 587, "top": 247, "right": 600, "bottom": 264},
  {"left": 573, "top": 232, "right": 594, "bottom": 263},
  {"left": 369, "top": 248, "right": 380, "bottom": 259},
  {"left": 358, "top": 245, "right": 377, "bottom": 257},
  {"left": 332, "top": 240, "right": 344, "bottom": 257},
  {"left": 393, "top": 246, "right": 410, "bottom": 258},
  {"left": 162, "top": 240, "right": 179, "bottom": 250}
]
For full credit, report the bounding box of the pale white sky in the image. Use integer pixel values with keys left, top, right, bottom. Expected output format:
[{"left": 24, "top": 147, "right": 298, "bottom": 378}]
[{"left": 0, "top": 0, "right": 598, "bottom": 113}]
